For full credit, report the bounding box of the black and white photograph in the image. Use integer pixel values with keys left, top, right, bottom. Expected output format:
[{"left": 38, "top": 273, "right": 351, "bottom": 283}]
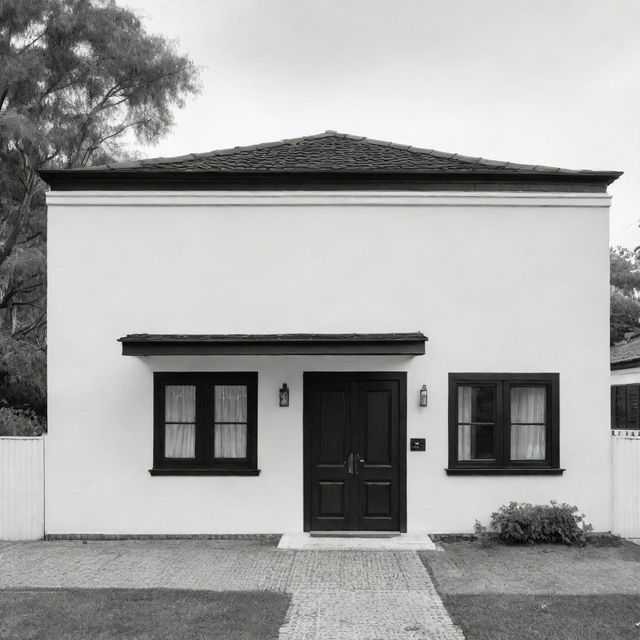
[{"left": 1, "top": 1, "right": 639, "bottom": 638}]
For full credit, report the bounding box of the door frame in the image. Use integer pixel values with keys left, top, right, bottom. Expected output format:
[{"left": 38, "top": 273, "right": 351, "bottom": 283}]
[{"left": 303, "top": 371, "right": 407, "bottom": 532}]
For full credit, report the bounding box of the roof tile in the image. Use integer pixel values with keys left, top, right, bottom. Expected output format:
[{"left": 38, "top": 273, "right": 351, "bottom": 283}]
[
  {"left": 60, "top": 131, "right": 620, "bottom": 178},
  {"left": 611, "top": 335, "right": 640, "bottom": 365}
]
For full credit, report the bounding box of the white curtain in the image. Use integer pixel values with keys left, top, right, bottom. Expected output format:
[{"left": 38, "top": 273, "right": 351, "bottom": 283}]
[
  {"left": 215, "top": 385, "right": 247, "bottom": 422},
  {"left": 458, "top": 386, "right": 472, "bottom": 461},
  {"left": 214, "top": 385, "right": 247, "bottom": 458},
  {"left": 165, "top": 424, "right": 196, "bottom": 458},
  {"left": 165, "top": 385, "right": 196, "bottom": 458},
  {"left": 214, "top": 424, "right": 247, "bottom": 458},
  {"left": 510, "top": 386, "right": 546, "bottom": 460},
  {"left": 166, "top": 385, "right": 196, "bottom": 422}
]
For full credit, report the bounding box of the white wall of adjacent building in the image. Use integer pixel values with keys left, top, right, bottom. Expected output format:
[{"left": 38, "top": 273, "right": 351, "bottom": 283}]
[
  {"left": 45, "top": 191, "right": 612, "bottom": 535},
  {"left": 611, "top": 368, "right": 640, "bottom": 386}
]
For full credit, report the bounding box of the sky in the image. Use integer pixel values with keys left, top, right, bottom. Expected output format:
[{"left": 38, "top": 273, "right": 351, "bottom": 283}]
[{"left": 121, "top": 0, "right": 640, "bottom": 247}]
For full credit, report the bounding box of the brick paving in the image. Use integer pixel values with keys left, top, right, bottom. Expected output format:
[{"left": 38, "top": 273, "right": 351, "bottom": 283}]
[
  {"left": 0, "top": 539, "right": 464, "bottom": 639},
  {"left": 281, "top": 552, "right": 464, "bottom": 640}
]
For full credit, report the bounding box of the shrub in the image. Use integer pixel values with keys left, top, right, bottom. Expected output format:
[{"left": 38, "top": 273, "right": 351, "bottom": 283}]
[
  {"left": 473, "top": 519, "right": 495, "bottom": 548},
  {"left": 489, "top": 501, "right": 592, "bottom": 545},
  {"left": 0, "top": 404, "right": 46, "bottom": 437}
]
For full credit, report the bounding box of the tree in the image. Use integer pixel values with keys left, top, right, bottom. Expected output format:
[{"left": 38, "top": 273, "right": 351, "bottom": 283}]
[
  {"left": 0, "top": 0, "right": 200, "bottom": 428},
  {"left": 610, "top": 246, "right": 640, "bottom": 345}
]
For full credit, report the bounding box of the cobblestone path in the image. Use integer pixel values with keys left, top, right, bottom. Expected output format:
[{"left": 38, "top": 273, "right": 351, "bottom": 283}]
[
  {"left": 279, "top": 551, "right": 464, "bottom": 640},
  {"left": 0, "top": 540, "right": 464, "bottom": 639}
]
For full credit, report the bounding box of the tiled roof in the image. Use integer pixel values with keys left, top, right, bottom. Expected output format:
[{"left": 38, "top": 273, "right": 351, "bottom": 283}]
[
  {"left": 611, "top": 335, "right": 640, "bottom": 367},
  {"left": 79, "top": 131, "right": 612, "bottom": 175}
]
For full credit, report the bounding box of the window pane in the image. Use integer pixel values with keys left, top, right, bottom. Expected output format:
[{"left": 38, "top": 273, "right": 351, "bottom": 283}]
[
  {"left": 165, "top": 424, "right": 196, "bottom": 458},
  {"left": 511, "top": 387, "right": 545, "bottom": 424},
  {"left": 458, "top": 424, "right": 494, "bottom": 460},
  {"left": 458, "top": 385, "right": 495, "bottom": 423},
  {"left": 165, "top": 386, "right": 196, "bottom": 422},
  {"left": 215, "top": 385, "right": 247, "bottom": 422},
  {"left": 214, "top": 423, "right": 247, "bottom": 458},
  {"left": 510, "top": 387, "right": 546, "bottom": 460},
  {"left": 511, "top": 424, "right": 545, "bottom": 460},
  {"left": 627, "top": 386, "right": 639, "bottom": 430},
  {"left": 614, "top": 386, "right": 627, "bottom": 428}
]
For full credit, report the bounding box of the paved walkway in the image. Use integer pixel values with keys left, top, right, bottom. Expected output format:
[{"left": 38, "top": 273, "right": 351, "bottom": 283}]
[{"left": 0, "top": 540, "right": 464, "bottom": 639}]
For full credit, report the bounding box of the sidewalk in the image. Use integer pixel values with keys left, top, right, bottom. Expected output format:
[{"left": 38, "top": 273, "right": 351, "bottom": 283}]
[{"left": 0, "top": 539, "right": 464, "bottom": 639}]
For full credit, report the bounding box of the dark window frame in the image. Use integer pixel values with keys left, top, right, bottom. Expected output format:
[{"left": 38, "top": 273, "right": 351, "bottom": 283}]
[
  {"left": 447, "top": 373, "right": 561, "bottom": 475},
  {"left": 611, "top": 384, "right": 640, "bottom": 430},
  {"left": 151, "top": 372, "right": 259, "bottom": 476}
]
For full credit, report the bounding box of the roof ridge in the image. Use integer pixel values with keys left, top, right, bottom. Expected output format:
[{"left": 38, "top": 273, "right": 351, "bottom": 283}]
[{"left": 66, "top": 130, "right": 622, "bottom": 178}]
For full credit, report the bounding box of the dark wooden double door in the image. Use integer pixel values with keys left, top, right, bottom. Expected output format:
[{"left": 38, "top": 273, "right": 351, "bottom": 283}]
[{"left": 303, "top": 372, "right": 406, "bottom": 532}]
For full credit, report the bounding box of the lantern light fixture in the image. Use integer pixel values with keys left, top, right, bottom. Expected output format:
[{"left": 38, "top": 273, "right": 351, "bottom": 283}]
[
  {"left": 279, "top": 383, "right": 290, "bottom": 407},
  {"left": 419, "top": 385, "right": 428, "bottom": 407}
]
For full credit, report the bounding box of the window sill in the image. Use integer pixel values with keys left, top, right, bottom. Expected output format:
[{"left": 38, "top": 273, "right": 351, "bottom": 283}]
[
  {"left": 445, "top": 468, "right": 565, "bottom": 476},
  {"left": 149, "top": 468, "right": 261, "bottom": 476}
]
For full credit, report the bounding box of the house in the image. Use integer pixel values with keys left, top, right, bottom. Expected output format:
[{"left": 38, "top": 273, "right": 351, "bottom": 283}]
[
  {"left": 611, "top": 334, "right": 640, "bottom": 431},
  {"left": 39, "top": 131, "right": 621, "bottom": 536}
]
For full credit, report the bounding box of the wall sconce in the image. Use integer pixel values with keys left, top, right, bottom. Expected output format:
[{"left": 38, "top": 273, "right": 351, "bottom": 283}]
[
  {"left": 279, "top": 383, "right": 290, "bottom": 407},
  {"left": 419, "top": 385, "right": 428, "bottom": 407}
]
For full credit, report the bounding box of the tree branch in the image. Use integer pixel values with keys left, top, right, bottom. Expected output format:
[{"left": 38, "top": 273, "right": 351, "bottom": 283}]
[
  {"left": 16, "top": 27, "right": 48, "bottom": 56},
  {"left": 16, "top": 232, "right": 42, "bottom": 246},
  {"left": 0, "top": 189, "right": 33, "bottom": 268},
  {"left": 13, "top": 310, "right": 46, "bottom": 338}
]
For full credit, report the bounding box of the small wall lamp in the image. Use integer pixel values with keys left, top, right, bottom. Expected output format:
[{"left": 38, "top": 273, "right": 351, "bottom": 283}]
[
  {"left": 279, "top": 383, "right": 290, "bottom": 407},
  {"left": 419, "top": 385, "right": 428, "bottom": 407}
]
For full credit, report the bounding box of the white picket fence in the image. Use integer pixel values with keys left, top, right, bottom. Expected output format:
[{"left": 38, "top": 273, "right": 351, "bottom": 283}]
[
  {"left": 0, "top": 437, "right": 45, "bottom": 540},
  {"left": 0, "top": 433, "right": 639, "bottom": 540},
  {"left": 612, "top": 430, "right": 640, "bottom": 538}
]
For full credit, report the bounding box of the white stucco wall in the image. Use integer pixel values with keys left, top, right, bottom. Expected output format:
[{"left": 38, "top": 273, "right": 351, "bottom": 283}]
[{"left": 46, "top": 191, "right": 612, "bottom": 534}]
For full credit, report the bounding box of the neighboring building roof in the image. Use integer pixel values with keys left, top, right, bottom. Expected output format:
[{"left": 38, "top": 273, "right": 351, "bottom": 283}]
[
  {"left": 611, "top": 334, "right": 640, "bottom": 369},
  {"left": 118, "top": 332, "right": 428, "bottom": 356},
  {"left": 39, "top": 131, "right": 622, "bottom": 192}
]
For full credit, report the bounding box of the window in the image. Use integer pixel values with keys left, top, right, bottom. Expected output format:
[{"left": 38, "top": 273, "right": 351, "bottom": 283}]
[
  {"left": 151, "top": 372, "right": 258, "bottom": 475},
  {"left": 447, "top": 373, "right": 561, "bottom": 474},
  {"left": 612, "top": 384, "right": 640, "bottom": 430}
]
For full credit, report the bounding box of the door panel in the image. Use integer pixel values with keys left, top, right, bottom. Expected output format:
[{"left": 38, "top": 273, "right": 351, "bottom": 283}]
[
  {"left": 356, "top": 381, "right": 400, "bottom": 530},
  {"left": 304, "top": 373, "right": 406, "bottom": 532},
  {"left": 318, "top": 391, "right": 348, "bottom": 465},
  {"left": 362, "top": 389, "right": 392, "bottom": 465},
  {"left": 317, "top": 481, "right": 348, "bottom": 517},
  {"left": 362, "top": 481, "right": 392, "bottom": 517},
  {"left": 308, "top": 382, "right": 353, "bottom": 530}
]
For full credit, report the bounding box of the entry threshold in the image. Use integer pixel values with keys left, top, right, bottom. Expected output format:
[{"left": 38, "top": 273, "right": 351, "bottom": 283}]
[
  {"left": 278, "top": 532, "right": 438, "bottom": 551},
  {"left": 309, "top": 531, "right": 400, "bottom": 539}
]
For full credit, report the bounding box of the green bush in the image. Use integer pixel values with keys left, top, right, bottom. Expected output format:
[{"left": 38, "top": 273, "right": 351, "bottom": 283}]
[
  {"left": 489, "top": 501, "right": 592, "bottom": 545},
  {"left": 0, "top": 404, "right": 46, "bottom": 437}
]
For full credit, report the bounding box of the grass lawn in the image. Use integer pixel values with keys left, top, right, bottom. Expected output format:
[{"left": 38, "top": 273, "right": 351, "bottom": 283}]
[
  {"left": 0, "top": 588, "right": 291, "bottom": 640},
  {"left": 441, "top": 593, "right": 640, "bottom": 640},
  {"left": 421, "top": 541, "right": 640, "bottom": 640}
]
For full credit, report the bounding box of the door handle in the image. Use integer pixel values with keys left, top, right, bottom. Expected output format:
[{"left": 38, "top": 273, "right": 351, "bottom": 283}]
[
  {"left": 347, "top": 452, "right": 354, "bottom": 475},
  {"left": 354, "top": 453, "right": 365, "bottom": 475}
]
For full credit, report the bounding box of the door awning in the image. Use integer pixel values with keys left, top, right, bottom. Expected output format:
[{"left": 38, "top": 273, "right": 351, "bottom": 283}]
[{"left": 118, "top": 333, "right": 427, "bottom": 356}]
